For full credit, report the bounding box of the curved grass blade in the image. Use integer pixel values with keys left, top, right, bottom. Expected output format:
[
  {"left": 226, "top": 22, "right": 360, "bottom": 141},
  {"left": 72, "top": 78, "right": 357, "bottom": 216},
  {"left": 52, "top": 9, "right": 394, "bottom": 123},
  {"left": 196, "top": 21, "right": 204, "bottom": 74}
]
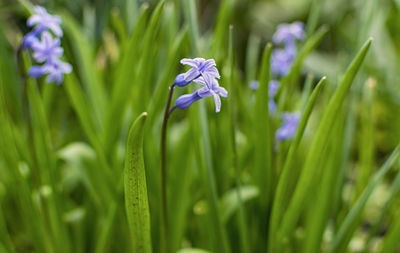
[
  {"left": 124, "top": 112, "right": 152, "bottom": 253},
  {"left": 253, "top": 43, "right": 272, "bottom": 209},
  {"left": 379, "top": 209, "right": 400, "bottom": 253},
  {"left": 26, "top": 79, "right": 71, "bottom": 253},
  {"left": 104, "top": 2, "right": 165, "bottom": 155},
  {"left": 220, "top": 185, "right": 259, "bottom": 223},
  {"left": 61, "top": 12, "right": 106, "bottom": 129},
  {"left": 0, "top": 199, "right": 15, "bottom": 253},
  {"left": 277, "top": 26, "right": 328, "bottom": 103},
  {"left": 277, "top": 38, "right": 372, "bottom": 249},
  {"left": 329, "top": 144, "right": 400, "bottom": 253},
  {"left": 184, "top": 0, "right": 230, "bottom": 252},
  {"left": 268, "top": 77, "right": 326, "bottom": 252},
  {"left": 363, "top": 164, "right": 400, "bottom": 251},
  {"left": 302, "top": 113, "right": 344, "bottom": 253},
  {"left": 64, "top": 74, "right": 114, "bottom": 204}
]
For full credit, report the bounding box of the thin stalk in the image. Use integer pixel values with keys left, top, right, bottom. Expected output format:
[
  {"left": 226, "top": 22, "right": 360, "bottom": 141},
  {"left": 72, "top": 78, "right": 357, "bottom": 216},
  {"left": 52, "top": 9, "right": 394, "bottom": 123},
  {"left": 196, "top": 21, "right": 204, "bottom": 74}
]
[{"left": 160, "top": 83, "right": 176, "bottom": 253}]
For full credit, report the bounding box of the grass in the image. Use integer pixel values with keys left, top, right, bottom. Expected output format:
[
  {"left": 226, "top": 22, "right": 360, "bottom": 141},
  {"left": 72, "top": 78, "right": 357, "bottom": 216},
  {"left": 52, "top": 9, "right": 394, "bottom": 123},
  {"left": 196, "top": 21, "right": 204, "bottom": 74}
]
[{"left": 1, "top": 0, "right": 400, "bottom": 252}]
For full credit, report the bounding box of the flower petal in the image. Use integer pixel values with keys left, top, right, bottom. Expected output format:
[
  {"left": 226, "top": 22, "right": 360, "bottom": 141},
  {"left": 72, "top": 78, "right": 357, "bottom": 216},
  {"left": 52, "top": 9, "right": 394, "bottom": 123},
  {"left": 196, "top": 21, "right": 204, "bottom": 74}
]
[
  {"left": 180, "top": 58, "right": 199, "bottom": 67},
  {"left": 175, "top": 91, "right": 202, "bottom": 109},
  {"left": 183, "top": 68, "right": 200, "bottom": 82},
  {"left": 197, "top": 87, "right": 212, "bottom": 98},
  {"left": 212, "top": 91, "right": 221, "bottom": 113},
  {"left": 215, "top": 87, "right": 228, "bottom": 98}
]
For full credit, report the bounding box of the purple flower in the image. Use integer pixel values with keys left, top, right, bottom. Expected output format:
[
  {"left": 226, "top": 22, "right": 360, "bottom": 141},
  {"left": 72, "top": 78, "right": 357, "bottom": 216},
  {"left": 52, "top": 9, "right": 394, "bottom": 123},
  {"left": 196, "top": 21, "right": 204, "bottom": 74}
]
[
  {"left": 175, "top": 74, "right": 227, "bottom": 112},
  {"left": 272, "top": 22, "right": 305, "bottom": 46},
  {"left": 268, "top": 80, "right": 279, "bottom": 114},
  {"left": 269, "top": 80, "right": 279, "bottom": 97},
  {"left": 276, "top": 112, "right": 300, "bottom": 140},
  {"left": 271, "top": 49, "right": 294, "bottom": 77},
  {"left": 269, "top": 99, "right": 277, "bottom": 114},
  {"left": 23, "top": 6, "right": 71, "bottom": 85},
  {"left": 28, "top": 58, "right": 71, "bottom": 85},
  {"left": 249, "top": 80, "right": 259, "bottom": 91},
  {"left": 27, "top": 6, "right": 62, "bottom": 37},
  {"left": 31, "top": 32, "right": 63, "bottom": 63},
  {"left": 174, "top": 58, "right": 220, "bottom": 86}
]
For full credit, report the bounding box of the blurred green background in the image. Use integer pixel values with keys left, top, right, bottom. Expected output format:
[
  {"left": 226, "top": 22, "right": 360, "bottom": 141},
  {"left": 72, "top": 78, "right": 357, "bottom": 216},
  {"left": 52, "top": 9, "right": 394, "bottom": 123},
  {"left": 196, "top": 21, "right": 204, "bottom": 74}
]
[{"left": 1, "top": 0, "right": 400, "bottom": 252}]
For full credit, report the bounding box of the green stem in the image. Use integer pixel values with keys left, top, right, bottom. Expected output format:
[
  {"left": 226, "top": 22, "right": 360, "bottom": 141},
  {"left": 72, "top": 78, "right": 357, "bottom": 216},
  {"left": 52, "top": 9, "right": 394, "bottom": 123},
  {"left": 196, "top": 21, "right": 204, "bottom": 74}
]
[{"left": 160, "top": 84, "right": 176, "bottom": 253}]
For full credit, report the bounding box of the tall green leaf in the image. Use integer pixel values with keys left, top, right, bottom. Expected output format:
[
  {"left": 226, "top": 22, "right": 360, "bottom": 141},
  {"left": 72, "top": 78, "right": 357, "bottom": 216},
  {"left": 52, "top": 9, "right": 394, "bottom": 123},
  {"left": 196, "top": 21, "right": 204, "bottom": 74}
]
[
  {"left": 277, "top": 38, "right": 372, "bottom": 250},
  {"left": 124, "top": 112, "right": 152, "bottom": 253}
]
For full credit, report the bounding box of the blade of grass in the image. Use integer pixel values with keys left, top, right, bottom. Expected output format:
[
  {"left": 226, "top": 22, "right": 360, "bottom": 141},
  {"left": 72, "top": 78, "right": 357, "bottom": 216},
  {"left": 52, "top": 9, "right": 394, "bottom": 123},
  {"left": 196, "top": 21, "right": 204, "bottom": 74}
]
[
  {"left": 253, "top": 43, "right": 272, "bottom": 209},
  {"left": 363, "top": 163, "right": 400, "bottom": 251},
  {"left": 277, "top": 26, "right": 328, "bottom": 111},
  {"left": 124, "top": 112, "right": 152, "bottom": 253},
  {"left": 302, "top": 112, "right": 345, "bottom": 253},
  {"left": 0, "top": 198, "right": 15, "bottom": 253},
  {"left": 268, "top": 77, "right": 326, "bottom": 252},
  {"left": 184, "top": 0, "right": 230, "bottom": 251},
  {"left": 26, "top": 78, "right": 71, "bottom": 253},
  {"left": 61, "top": 12, "right": 106, "bottom": 129},
  {"left": 245, "top": 34, "right": 261, "bottom": 83},
  {"left": 378, "top": 209, "right": 400, "bottom": 253},
  {"left": 329, "top": 144, "right": 400, "bottom": 253},
  {"left": 353, "top": 79, "right": 375, "bottom": 201},
  {"left": 64, "top": 74, "right": 114, "bottom": 204},
  {"left": 277, "top": 38, "right": 372, "bottom": 249},
  {"left": 227, "top": 25, "right": 249, "bottom": 253}
]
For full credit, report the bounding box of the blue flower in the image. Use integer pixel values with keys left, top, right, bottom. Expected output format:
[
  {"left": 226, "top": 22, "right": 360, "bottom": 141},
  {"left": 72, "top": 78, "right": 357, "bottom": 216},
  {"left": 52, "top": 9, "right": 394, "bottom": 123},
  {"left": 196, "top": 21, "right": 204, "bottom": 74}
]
[
  {"left": 23, "top": 6, "right": 71, "bottom": 85},
  {"left": 275, "top": 112, "right": 300, "bottom": 140},
  {"left": 27, "top": 6, "right": 62, "bottom": 37},
  {"left": 29, "top": 59, "right": 72, "bottom": 85},
  {"left": 272, "top": 22, "right": 305, "bottom": 46},
  {"left": 271, "top": 49, "right": 294, "bottom": 77},
  {"left": 268, "top": 80, "right": 279, "bottom": 114},
  {"left": 30, "top": 32, "right": 63, "bottom": 63},
  {"left": 269, "top": 80, "right": 279, "bottom": 97},
  {"left": 249, "top": 80, "right": 259, "bottom": 91},
  {"left": 174, "top": 58, "right": 220, "bottom": 86},
  {"left": 175, "top": 74, "right": 227, "bottom": 112}
]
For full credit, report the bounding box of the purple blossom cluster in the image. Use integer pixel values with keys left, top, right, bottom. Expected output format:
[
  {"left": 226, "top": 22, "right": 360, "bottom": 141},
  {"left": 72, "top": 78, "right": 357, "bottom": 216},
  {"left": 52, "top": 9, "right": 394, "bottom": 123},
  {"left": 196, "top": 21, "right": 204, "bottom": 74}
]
[
  {"left": 271, "top": 22, "right": 305, "bottom": 77},
  {"left": 275, "top": 113, "right": 300, "bottom": 141},
  {"left": 23, "top": 6, "right": 71, "bottom": 84},
  {"left": 249, "top": 80, "right": 279, "bottom": 114},
  {"left": 173, "top": 58, "right": 227, "bottom": 113},
  {"left": 271, "top": 22, "right": 305, "bottom": 140}
]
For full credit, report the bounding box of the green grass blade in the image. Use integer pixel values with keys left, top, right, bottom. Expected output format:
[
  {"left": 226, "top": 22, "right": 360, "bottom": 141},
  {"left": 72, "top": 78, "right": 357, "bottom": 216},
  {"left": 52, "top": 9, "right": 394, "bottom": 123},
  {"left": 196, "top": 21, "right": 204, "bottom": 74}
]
[
  {"left": 26, "top": 79, "right": 71, "bottom": 253},
  {"left": 220, "top": 185, "right": 259, "bottom": 223},
  {"left": 61, "top": 12, "right": 106, "bottom": 129},
  {"left": 306, "top": 0, "right": 324, "bottom": 36},
  {"left": 253, "top": 43, "right": 272, "bottom": 209},
  {"left": 104, "top": 2, "right": 165, "bottom": 155},
  {"left": 277, "top": 26, "right": 328, "bottom": 110},
  {"left": 245, "top": 33, "right": 261, "bottom": 82},
  {"left": 227, "top": 25, "right": 249, "bottom": 253},
  {"left": 379, "top": 209, "right": 400, "bottom": 253},
  {"left": 364, "top": 164, "right": 400, "bottom": 251},
  {"left": 268, "top": 77, "right": 326, "bottom": 252},
  {"left": 302, "top": 116, "right": 344, "bottom": 253},
  {"left": 64, "top": 74, "right": 114, "bottom": 204},
  {"left": 277, "top": 38, "right": 372, "bottom": 248},
  {"left": 183, "top": 0, "right": 230, "bottom": 251},
  {"left": 0, "top": 199, "right": 15, "bottom": 253},
  {"left": 330, "top": 144, "right": 400, "bottom": 253},
  {"left": 124, "top": 112, "right": 152, "bottom": 253}
]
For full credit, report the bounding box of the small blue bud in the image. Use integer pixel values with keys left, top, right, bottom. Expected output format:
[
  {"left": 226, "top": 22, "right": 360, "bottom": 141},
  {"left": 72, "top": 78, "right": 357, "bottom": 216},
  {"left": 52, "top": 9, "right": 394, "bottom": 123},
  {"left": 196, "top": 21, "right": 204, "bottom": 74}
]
[
  {"left": 175, "top": 91, "right": 202, "bottom": 109},
  {"left": 174, "top": 73, "right": 191, "bottom": 87}
]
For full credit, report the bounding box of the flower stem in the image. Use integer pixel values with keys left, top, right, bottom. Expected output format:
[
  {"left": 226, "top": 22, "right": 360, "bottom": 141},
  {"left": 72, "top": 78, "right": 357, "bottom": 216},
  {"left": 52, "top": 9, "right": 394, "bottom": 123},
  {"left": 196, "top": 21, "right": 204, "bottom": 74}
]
[{"left": 160, "top": 84, "right": 176, "bottom": 253}]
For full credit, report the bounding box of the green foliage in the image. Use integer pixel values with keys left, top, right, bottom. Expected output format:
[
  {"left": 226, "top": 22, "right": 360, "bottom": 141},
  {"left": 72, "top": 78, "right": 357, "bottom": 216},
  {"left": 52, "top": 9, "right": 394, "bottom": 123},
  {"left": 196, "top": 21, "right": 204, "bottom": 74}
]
[
  {"left": 124, "top": 112, "right": 152, "bottom": 253},
  {"left": 1, "top": 0, "right": 400, "bottom": 253}
]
